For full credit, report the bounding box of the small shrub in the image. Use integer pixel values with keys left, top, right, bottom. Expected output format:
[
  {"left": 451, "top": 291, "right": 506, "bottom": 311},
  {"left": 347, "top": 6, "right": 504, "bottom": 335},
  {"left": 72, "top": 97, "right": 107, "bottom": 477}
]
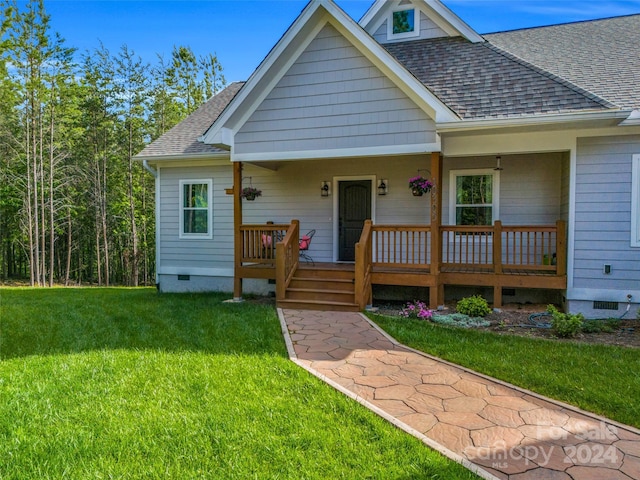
[
  {"left": 456, "top": 295, "right": 491, "bottom": 317},
  {"left": 548, "top": 304, "right": 584, "bottom": 338},
  {"left": 431, "top": 313, "right": 490, "bottom": 328},
  {"left": 399, "top": 300, "right": 433, "bottom": 320},
  {"left": 582, "top": 319, "right": 620, "bottom": 334}
]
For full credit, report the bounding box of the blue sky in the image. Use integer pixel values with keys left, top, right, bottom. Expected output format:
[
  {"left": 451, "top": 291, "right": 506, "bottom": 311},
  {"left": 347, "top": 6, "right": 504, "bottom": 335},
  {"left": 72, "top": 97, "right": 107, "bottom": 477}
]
[{"left": 40, "top": 0, "right": 640, "bottom": 82}]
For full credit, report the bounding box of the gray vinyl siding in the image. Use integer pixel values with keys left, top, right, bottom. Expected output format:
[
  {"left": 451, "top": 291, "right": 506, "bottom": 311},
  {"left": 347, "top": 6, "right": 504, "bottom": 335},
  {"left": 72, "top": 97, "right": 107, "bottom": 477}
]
[
  {"left": 573, "top": 135, "right": 640, "bottom": 290},
  {"left": 372, "top": 10, "right": 449, "bottom": 44},
  {"left": 442, "top": 153, "right": 564, "bottom": 226},
  {"left": 158, "top": 165, "right": 234, "bottom": 271},
  {"left": 240, "top": 156, "right": 433, "bottom": 263},
  {"left": 234, "top": 23, "right": 436, "bottom": 156}
]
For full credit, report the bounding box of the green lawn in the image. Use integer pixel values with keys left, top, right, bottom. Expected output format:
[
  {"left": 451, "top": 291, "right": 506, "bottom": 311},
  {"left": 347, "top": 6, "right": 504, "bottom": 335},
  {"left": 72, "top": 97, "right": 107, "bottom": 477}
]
[
  {"left": 370, "top": 314, "right": 640, "bottom": 429},
  {"left": 0, "top": 288, "right": 477, "bottom": 480}
]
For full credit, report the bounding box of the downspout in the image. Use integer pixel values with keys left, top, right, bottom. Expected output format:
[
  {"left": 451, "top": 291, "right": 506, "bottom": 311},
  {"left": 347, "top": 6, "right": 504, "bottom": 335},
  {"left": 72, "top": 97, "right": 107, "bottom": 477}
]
[
  {"left": 143, "top": 160, "right": 157, "bottom": 178},
  {"left": 142, "top": 160, "right": 160, "bottom": 289}
]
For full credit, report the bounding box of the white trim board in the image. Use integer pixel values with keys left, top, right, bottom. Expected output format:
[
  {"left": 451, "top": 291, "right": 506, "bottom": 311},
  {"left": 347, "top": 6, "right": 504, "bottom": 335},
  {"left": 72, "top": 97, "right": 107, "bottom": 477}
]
[
  {"left": 158, "top": 266, "right": 234, "bottom": 277},
  {"left": 232, "top": 142, "right": 442, "bottom": 163}
]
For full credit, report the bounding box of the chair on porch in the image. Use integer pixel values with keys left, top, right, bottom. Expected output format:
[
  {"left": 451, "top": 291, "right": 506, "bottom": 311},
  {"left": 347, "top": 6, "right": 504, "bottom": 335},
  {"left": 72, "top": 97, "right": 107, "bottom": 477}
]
[{"left": 299, "top": 230, "right": 315, "bottom": 265}]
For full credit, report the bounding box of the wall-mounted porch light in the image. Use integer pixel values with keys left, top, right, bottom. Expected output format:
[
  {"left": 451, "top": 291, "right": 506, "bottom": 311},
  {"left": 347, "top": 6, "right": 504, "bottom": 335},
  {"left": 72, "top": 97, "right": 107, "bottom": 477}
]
[
  {"left": 321, "top": 181, "right": 330, "bottom": 197},
  {"left": 494, "top": 155, "right": 504, "bottom": 171},
  {"left": 377, "top": 179, "right": 388, "bottom": 196}
]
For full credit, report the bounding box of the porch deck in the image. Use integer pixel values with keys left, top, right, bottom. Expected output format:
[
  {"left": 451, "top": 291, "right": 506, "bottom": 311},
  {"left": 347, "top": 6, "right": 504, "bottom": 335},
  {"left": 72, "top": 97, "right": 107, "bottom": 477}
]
[{"left": 237, "top": 220, "right": 567, "bottom": 310}]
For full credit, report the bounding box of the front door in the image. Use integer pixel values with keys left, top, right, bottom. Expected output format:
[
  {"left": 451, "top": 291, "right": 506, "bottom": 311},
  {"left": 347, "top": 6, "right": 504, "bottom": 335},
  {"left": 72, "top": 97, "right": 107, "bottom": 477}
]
[{"left": 338, "top": 180, "right": 371, "bottom": 261}]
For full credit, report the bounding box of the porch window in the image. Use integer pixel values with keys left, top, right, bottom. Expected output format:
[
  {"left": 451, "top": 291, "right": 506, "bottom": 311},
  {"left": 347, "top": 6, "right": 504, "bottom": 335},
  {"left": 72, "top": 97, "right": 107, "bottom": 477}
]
[
  {"left": 388, "top": 7, "right": 420, "bottom": 39},
  {"left": 179, "top": 179, "right": 213, "bottom": 239},
  {"left": 449, "top": 169, "right": 500, "bottom": 225},
  {"left": 632, "top": 154, "right": 640, "bottom": 247}
]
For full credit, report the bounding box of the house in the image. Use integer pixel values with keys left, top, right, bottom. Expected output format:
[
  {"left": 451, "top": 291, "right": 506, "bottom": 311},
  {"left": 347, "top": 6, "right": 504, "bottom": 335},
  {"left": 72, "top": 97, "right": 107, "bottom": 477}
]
[{"left": 135, "top": 0, "right": 640, "bottom": 319}]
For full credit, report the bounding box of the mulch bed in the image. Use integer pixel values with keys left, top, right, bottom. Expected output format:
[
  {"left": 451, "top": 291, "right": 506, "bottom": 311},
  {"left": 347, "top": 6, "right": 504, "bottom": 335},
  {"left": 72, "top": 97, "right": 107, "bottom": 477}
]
[{"left": 375, "top": 302, "right": 640, "bottom": 349}]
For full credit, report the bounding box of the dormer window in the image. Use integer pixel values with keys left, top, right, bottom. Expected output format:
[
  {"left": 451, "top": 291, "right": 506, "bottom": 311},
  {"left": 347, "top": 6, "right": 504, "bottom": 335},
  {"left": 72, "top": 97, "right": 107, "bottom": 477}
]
[{"left": 388, "top": 7, "right": 420, "bottom": 40}]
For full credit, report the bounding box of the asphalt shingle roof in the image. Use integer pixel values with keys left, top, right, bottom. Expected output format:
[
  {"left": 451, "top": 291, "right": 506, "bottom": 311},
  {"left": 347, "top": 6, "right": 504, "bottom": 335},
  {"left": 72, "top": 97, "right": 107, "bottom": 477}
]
[
  {"left": 485, "top": 15, "right": 640, "bottom": 110},
  {"left": 136, "top": 81, "right": 244, "bottom": 158},
  {"left": 384, "top": 36, "right": 612, "bottom": 120}
]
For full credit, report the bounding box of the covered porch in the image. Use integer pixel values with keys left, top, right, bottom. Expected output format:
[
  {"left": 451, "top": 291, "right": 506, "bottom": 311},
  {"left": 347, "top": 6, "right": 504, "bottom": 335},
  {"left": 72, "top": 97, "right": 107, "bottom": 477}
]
[
  {"left": 237, "top": 218, "right": 566, "bottom": 310},
  {"left": 230, "top": 153, "right": 567, "bottom": 311}
]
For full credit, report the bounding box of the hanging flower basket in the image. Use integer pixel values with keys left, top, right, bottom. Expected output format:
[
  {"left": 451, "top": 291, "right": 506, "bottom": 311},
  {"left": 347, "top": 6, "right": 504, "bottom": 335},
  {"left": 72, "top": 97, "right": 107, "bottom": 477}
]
[
  {"left": 408, "top": 176, "right": 433, "bottom": 196},
  {"left": 241, "top": 186, "right": 262, "bottom": 201}
]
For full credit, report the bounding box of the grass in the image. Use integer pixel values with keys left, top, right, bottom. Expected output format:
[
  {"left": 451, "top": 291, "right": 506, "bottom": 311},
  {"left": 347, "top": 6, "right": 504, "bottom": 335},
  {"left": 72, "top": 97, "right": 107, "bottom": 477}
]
[
  {"left": 0, "top": 288, "right": 478, "bottom": 480},
  {"left": 370, "top": 314, "right": 640, "bottom": 429}
]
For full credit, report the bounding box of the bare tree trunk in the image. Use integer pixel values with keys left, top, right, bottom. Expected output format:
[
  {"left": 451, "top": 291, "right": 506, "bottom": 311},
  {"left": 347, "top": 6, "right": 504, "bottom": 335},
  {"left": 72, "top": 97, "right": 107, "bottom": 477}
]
[
  {"left": 65, "top": 207, "right": 72, "bottom": 286},
  {"left": 48, "top": 98, "right": 55, "bottom": 286},
  {"left": 25, "top": 113, "right": 35, "bottom": 286},
  {"left": 31, "top": 88, "right": 41, "bottom": 286},
  {"left": 95, "top": 210, "right": 102, "bottom": 285},
  {"left": 128, "top": 125, "right": 139, "bottom": 286},
  {"left": 102, "top": 154, "right": 109, "bottom": 286}
]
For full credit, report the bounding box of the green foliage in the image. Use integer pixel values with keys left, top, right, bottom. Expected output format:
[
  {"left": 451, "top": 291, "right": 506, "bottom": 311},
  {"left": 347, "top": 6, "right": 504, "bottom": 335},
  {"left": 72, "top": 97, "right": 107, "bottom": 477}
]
[
  {"left": 0, "top": 288, "right": 477, "bottom": 480},
  {"left": 582, "top": 319, "right": 620, "bottom": 334},
  {"left": 431, "top": 313, "right": 490, "bottom": 328},
  {"left": 456, "top": 295, "right": 492, "bottom": 317},
  {"left": 547, "top": 304, "right": 584, "bottom": 338},
  {"left": 0, "top": 0, "right": 226, "bottom": 285}
]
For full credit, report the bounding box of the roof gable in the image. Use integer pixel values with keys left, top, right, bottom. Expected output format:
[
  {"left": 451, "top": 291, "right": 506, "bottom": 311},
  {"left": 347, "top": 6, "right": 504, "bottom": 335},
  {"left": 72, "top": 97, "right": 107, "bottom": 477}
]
[
  {"left": 360, "top": 0, "right": 483, "bottom": 44},
  {"left": 200, "top": 0, "right": 458, "bottom": 150}
]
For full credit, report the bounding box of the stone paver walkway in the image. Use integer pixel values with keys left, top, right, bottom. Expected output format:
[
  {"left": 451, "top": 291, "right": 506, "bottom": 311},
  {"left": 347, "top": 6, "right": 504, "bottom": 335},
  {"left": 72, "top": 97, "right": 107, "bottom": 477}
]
[{"left": 278, "top": 309, "right": 640, "bottom": 480}]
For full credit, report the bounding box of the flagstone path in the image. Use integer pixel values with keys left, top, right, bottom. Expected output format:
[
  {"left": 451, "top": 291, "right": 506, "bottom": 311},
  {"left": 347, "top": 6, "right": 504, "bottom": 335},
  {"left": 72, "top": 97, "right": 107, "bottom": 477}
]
[{"left": 278, "top": 309, "right": 640, "bottom": 480}]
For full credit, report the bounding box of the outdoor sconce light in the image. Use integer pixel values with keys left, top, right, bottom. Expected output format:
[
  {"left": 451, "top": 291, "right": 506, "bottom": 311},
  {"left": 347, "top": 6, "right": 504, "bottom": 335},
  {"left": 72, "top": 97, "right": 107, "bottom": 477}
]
[
  {"left": 321, "top": 181, "right": 330, "bottom": 197},
  {"left": 494, "top": 155, "right": 504, "bottom": 171},
  {"left": 377, "top": 179, "right": 388, "bottom": 196}
]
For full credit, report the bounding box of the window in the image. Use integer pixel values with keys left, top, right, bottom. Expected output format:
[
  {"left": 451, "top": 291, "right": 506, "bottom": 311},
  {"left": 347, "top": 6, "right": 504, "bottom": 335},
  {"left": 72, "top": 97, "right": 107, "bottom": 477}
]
[
  {"left": 632, "top": 154, "right": 640, "bottom": 247},
  {"left": 179, "top": 179, "right": 212, "bottom": 239},
  {"left": 449, "top": 169, "right": 500, "bottom": 225},
  {"left": 388, "top": 7, "right": 420, "bottom": 39}
]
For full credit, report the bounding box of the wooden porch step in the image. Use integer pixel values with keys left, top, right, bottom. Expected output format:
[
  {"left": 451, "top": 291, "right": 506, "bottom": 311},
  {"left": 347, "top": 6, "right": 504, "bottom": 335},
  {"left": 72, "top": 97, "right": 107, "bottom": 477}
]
[
  {"left": 278, "top": 263, "right": 359, "bottom": 312},
  {"left": 289, "top": 276, "right": 355, "bottom": 291},
  {"left": 277, "top": 298, "right": 360, "bottom": 312},
  {"left": 286, "top": 287, "right": 355, "bottom": 303}
]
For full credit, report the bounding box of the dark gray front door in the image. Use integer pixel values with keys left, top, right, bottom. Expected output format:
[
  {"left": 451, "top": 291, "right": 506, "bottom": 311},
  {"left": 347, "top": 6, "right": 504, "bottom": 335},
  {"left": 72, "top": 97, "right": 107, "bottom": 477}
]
[{"left": 338, "top": 180, "right": 371, "bottom": 261}]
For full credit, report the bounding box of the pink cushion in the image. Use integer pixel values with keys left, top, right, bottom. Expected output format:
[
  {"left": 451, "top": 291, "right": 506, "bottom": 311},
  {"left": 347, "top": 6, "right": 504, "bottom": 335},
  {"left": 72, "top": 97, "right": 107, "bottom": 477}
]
[
  {"left": 299, "top": 236, "right": 310, "bottom": 250},
  {"left": 262, "top": 234, "right": 272, "bottom": 247}
]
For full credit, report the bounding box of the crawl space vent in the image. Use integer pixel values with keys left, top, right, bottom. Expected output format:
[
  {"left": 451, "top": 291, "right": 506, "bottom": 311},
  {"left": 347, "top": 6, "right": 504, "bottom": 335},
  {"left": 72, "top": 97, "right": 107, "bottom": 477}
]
[{"left": 593, "top": 301, "right": 618, "bottom": 311}]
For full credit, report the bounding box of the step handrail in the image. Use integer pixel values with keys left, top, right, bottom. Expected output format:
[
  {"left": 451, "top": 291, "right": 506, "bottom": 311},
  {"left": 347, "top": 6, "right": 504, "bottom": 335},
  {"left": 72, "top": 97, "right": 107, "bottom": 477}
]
[
  {"left": 354, "top": 219, "right": 373, "bottom": 309},
  {"left": 276, "top": 220, "right": 299, "bottom": 302}
]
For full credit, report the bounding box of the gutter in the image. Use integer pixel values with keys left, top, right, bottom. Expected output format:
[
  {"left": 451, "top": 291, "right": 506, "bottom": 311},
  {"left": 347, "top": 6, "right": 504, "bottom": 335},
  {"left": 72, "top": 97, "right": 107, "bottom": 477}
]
[
  {"left": 142, "top": 160, "right": 157, "bottom": 178},
  {"left": 436, "top": 109, "right": 633, "bottom": 133},
  {"left": 620, "top": 109, "right": 640, "bottom": 126}
]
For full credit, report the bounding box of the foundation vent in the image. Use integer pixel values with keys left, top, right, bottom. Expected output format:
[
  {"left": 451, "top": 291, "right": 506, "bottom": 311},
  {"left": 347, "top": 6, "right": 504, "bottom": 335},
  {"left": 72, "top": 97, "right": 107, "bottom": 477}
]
[{"left": 593, "top": 301, "right": 618, "bottom": 311}]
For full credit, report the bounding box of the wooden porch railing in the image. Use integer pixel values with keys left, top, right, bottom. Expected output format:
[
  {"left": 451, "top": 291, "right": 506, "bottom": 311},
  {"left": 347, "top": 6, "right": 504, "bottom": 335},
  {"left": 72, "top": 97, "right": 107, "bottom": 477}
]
[
  {"left": 354, "top": 220, "right": 373, "bottom": 309},
  {"left": 240, "top": 223, "right": 290, "bottom": 264},
  {"left": 441, "top": 220, "right": 566, "bottom": 275},
  {"left": 275, "top": 220, "right": 299, "bottom": 302},
  {"left": 371, "top": 225, "right": 431, "bottom": 270}
]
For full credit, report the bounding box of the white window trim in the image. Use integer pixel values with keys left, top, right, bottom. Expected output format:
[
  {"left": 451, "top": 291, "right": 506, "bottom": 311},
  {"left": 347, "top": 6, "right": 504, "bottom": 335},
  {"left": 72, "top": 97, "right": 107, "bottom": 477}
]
[
  {"left": 448, "top": 168, "right": 500, "bottom": 226},
  {"left": 632, "top": 154, "right": 640, "bottom": 247},
  {"left": 387, "top": 5, "right": 420, "bottom": 40},
  {"left": 179, "top": 179, "right": 213, "bottom": 239}
]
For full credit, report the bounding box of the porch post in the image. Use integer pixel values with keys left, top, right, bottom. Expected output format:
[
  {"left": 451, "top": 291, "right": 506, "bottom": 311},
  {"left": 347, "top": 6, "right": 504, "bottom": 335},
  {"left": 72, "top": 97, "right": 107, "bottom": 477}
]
[
  {"left": 493, "top": 220, "right": 503, "bottom": 308},
  {"left": 556, "top": 220, "right": 567, "bottom": 277},
  {"left": 233, "top": 161, "right": 243, "bottom": 300},
  {"left": 429, "top": 152, "right": 444, "bottom": 309}
]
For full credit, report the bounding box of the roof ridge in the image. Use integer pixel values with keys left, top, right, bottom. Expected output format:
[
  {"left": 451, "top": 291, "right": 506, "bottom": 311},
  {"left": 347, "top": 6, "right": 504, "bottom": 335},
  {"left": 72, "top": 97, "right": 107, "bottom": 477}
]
[
  {"left": 483, "top": 13, "right": 640, "bottom": 36},
  {"left": 482, "top": 42, "right": 618, "bottom": 110}
]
